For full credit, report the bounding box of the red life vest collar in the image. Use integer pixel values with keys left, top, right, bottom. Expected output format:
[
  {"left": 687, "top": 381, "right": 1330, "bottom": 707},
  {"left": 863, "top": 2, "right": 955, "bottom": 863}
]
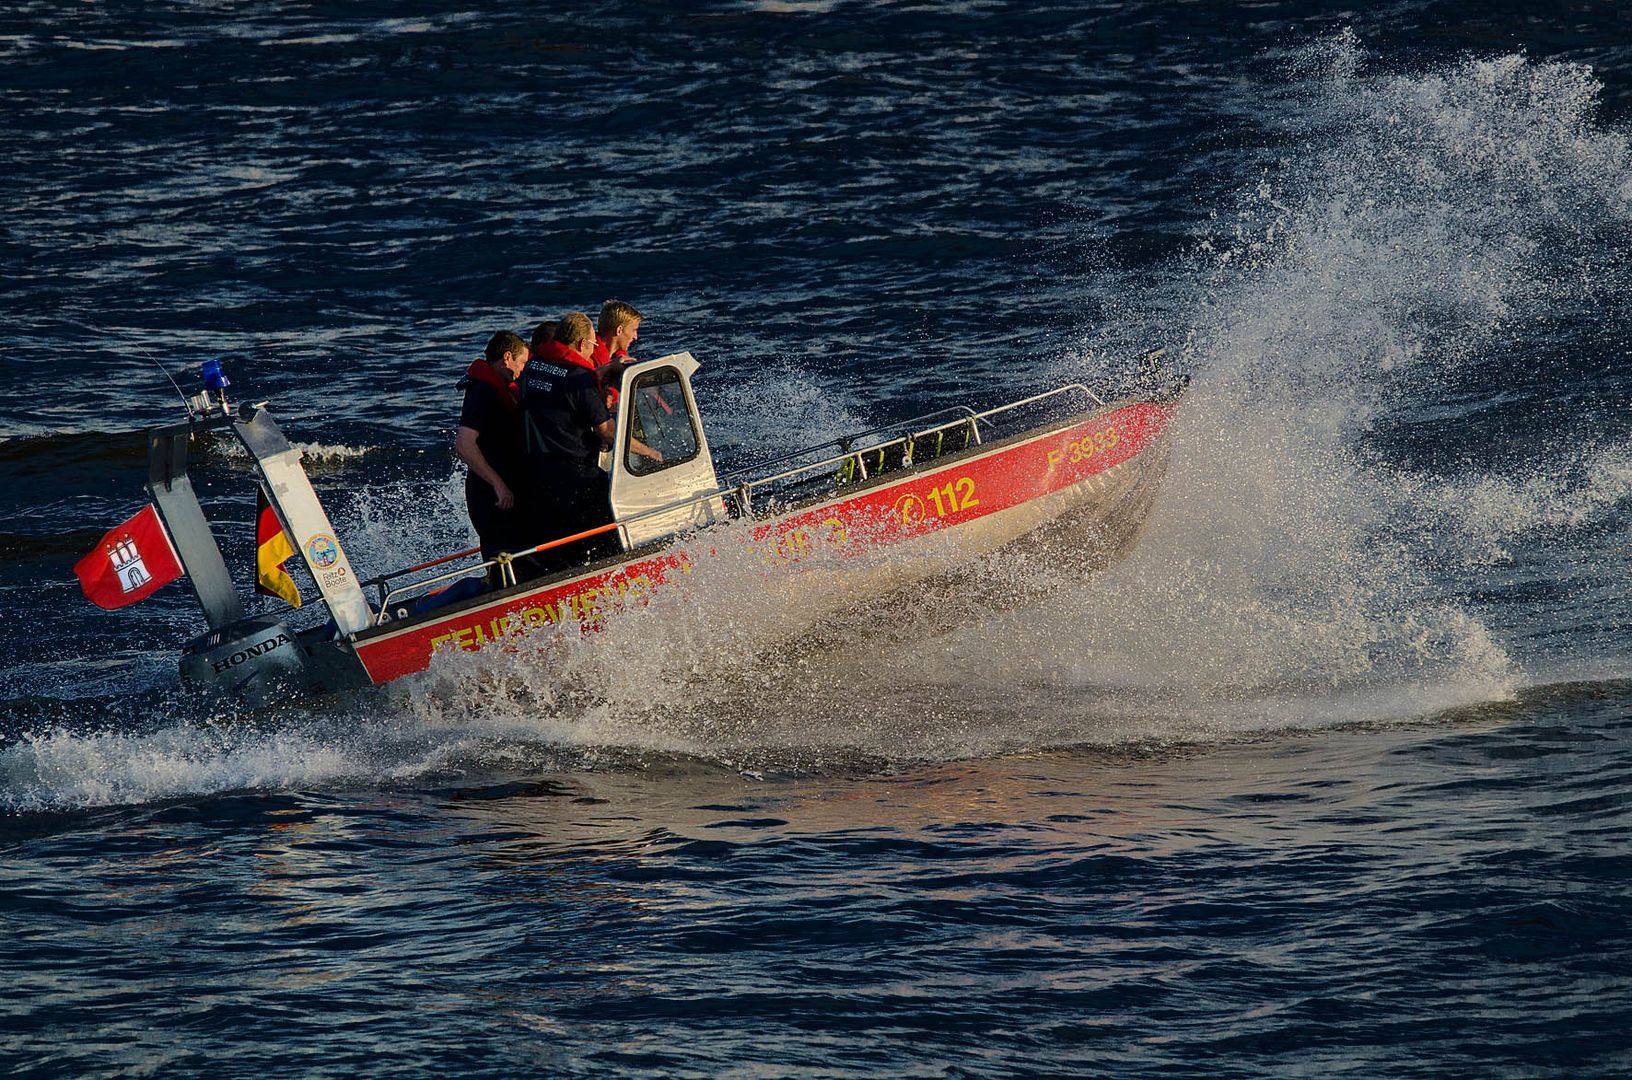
[
  {"left": 538, "top": 340, "right": 597, "bottom": 373},
  {"left": 592, "top": 341, "right": 632, "bottom": 408},
  {"left": 463, "top": 359, "right": 518, "bottom": 414},
  {"left": 592, "top": 340, "right": 633, "bottom": 368}
]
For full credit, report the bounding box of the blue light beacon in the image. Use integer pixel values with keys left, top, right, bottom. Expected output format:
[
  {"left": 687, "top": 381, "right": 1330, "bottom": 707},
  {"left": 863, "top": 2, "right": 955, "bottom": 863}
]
[{"left": 200, "top": 359, "right": 231, "bottom": 413}]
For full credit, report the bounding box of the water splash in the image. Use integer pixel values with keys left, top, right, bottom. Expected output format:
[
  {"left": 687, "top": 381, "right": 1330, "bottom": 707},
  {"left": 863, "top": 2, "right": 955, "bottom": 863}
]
[
  {"left": 704, "top": 357, "right": 876, "bottom": 473},
  {"left": 1395, "top": 442, "right": 1632, "bottom": 565},
  {"left": 332, "top": 468, "right": 473, "bottom": 581},
  {"left": 1001, "top": 38, "right": 1632, "bottom": 714},
  {"left": 0, "top": 721, "right": 362, "bottom": 814}
]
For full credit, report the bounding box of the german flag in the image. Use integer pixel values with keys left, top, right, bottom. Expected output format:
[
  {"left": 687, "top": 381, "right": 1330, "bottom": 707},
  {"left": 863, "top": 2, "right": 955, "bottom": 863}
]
[{"left": 255, "top": 486, "right": 301, "bottom": 609}]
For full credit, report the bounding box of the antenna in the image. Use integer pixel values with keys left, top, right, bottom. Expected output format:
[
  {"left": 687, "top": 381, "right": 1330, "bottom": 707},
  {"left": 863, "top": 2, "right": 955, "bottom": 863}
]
[{"left": 129, "top": 346, "right": 194, "bottom": 419}]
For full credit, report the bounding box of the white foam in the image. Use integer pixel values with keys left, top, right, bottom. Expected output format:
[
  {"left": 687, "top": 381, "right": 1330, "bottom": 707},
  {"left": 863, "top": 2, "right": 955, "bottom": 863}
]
[
  {"left": 1021, "top": 37, "right": 1632, "bottom": 716},
  {"left": 0, "top": 723, "right": 359, "bottom": 813},
  {"left": 1395, "top": 443, "right": 1632, "bottom": 563},
  {"left": 290, "top": 442, "right": 372, "bottom": 462}
]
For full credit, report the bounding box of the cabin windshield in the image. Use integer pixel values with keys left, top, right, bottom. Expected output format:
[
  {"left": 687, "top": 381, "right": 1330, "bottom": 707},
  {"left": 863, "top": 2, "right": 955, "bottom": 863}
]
[{"left": 625, "top": 366, "right": 700, "bottom": 476}]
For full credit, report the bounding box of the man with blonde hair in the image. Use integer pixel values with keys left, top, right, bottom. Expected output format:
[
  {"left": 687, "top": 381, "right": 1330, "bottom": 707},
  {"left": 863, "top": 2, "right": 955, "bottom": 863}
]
[{"left": 591, "top": 300, "right": 641, "bottom": 367}]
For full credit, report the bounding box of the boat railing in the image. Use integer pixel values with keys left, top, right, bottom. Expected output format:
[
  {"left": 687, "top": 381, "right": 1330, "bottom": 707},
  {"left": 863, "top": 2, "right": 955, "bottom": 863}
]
[
  {"left": 368, "top": 482, "right": 741, "bottom": 620},
  {"left": 364, "top": 382, "right": 1109, "bottom": 624},
  {"left": 718, "top": 383, "right": 1102, "bottom": 483},
  {"left": 371, "top": 521, "right": 625, "bottom": 622},
  {"left": 715, "top": 405, "right": 981, "bottom": 486},
  {"left": 374, "top": 559, "right": 487, "bottom": 622},
  {"left": 976, "top": 383, "right": 1105, "bottom": 423},
  {"left": 721, "top": 382, "right": 1105, "bottom": 509}
]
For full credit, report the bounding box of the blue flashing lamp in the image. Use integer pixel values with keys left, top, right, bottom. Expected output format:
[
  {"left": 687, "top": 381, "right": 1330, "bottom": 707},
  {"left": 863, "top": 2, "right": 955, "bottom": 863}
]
[{"left": 201, "top": 359, "right": 231, "bottom": 391}]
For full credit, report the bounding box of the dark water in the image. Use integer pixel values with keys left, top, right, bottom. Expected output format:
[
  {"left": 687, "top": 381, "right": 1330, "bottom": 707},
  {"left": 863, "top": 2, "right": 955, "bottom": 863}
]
[{"left": 5, "top": 3, "right": 1632, "bottom": 1076}]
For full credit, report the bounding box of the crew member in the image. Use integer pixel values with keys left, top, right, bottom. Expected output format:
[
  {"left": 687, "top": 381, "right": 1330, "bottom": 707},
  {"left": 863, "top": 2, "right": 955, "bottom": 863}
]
[
  {"left": 454, "top": 330, "right": 529, "bottom": 585},
  {"left": 517, "top": 313, "right": 616, "bottom": 571},
  {"left": 532, "top": 311, "right": 597, "bottom": 373},
  {"left": 591, "top": 300, "right": 642, "bottom": 367}
]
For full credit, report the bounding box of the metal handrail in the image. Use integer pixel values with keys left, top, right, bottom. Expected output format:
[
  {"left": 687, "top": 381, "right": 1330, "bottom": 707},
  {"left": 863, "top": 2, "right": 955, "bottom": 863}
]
[
  {"left": 378, "top": 561, "right": 492, "bottom": 620},
  {"left": 363, "top": 545, "right": 480, "bottom": 593},
  {"left": 714, "top": 388, "right": 1094, "bottom": 487},
  {"left": 972, "top": 383, "right": 1103, "bottom": 421},
  {"left": 716, "top": 405, "right": 980, "bottom": 484},
  {"left": 376, "top": 521, "right": 622, "bottom": 620},
  {"left": 726, "top": 412, "right": 986, "bottom": 497}
]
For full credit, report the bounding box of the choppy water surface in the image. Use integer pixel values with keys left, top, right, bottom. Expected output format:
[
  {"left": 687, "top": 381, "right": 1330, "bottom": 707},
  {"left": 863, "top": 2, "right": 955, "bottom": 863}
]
[{"left": 3, "top": 3, "right": 1632, "bottom": 1076}]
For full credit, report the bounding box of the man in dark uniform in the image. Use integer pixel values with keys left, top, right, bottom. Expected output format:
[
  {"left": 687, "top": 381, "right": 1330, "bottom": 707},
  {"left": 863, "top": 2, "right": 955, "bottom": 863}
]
[
  {"left": 454, "top": 330, "right": 530, "bottom": 586},
  {"left": 517, "top": 312, "right": 616, "bottom": 573}
]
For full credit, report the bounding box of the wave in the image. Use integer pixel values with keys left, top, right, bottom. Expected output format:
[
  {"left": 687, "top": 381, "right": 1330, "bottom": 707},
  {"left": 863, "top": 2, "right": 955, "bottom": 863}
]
[
  {"left": 0, "top": 430, "right": 147, "bottom": 476},
  {"left": 1394, "top": 442, "right": 1632, "bottom": 564},
  {"left": 0, "top": 428, "right": 381, "bottom": 481},
  {"left": 209, "top": 438, "right": 384, "bottom": 470}
]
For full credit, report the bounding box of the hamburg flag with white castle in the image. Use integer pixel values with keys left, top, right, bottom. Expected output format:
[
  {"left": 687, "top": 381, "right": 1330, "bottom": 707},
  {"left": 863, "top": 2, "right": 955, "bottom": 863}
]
[{"left": 74, "top": 505, "right": 185, "bottom": 609}]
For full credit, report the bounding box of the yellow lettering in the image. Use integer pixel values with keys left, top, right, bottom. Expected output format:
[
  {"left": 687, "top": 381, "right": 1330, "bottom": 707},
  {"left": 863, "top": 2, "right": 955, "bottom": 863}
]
[{"left": 1055, "top": 427, "right": 1122, "bottom": 471}]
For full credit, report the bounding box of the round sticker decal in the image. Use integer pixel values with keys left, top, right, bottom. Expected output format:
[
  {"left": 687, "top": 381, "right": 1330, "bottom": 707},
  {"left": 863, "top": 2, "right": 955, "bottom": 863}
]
[{"left": 306, "top": 533, "right": 339, "bottom": 569}]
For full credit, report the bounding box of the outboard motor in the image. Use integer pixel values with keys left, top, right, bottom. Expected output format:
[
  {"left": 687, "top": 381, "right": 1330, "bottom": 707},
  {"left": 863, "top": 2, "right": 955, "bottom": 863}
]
[{"left": 178, "top": 616, "right": 307, "bottom": 705}]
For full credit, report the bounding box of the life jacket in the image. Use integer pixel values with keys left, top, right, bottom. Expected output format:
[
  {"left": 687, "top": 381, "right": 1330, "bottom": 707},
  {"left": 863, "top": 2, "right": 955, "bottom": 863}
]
[
  {"left": 591, "top": 340, "right": 630, "bottom": 368},
  {"left": 536, "top": 340, "right": 596, "bottom": 374},
  {"left": 592, "top": 343, "right": 635, "bottom": 408},
  {"left": 458, "top": 358, "right": 517, "bottom": 415},
  {"left": 600, "top": 360, "right": 626, "bottom": 410}
]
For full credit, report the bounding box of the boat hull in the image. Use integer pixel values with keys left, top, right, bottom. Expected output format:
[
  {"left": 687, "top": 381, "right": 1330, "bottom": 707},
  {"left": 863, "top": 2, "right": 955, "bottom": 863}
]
[{"left": 350, "top": 398, "right": 1177, "bottom": 685}]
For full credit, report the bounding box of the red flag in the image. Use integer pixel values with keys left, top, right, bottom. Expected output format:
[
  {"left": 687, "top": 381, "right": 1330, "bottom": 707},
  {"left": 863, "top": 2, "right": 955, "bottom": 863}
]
[{"left": 74, "top": 505, "right": 184, "bottom": 609}]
